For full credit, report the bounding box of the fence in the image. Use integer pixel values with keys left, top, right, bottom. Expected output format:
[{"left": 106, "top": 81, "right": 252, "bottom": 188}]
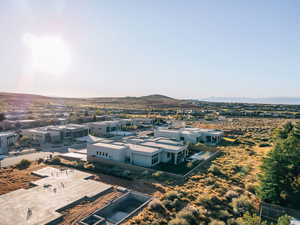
[
  {"left": 260, "top": 202, "right": 300, "bottom": 221},
  {"left": 87, "top": 150, "right": 221, "bottom": 182},
  {"left": 183, "top": 151, "right": 221, "bottom": 179},
  {"left": 87, "top": 156, "right": 185, "bottom": 181}
]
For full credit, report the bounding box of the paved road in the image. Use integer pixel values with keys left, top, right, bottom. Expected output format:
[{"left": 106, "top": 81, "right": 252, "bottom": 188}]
[{"left": 0, "top": 152, "right": 59, "bottom": 168}]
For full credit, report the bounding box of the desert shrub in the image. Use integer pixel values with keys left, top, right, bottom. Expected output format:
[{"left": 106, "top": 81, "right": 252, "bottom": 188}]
[
  {"left": 277, "top": 214, "right": 291, "bottom": 225},
  {"left": 233, "top": 165, "right": 250, "bottom": 176},
  {"left": 148, "top": 200, "right": 166, "bottom": 214},
  {"left": 225, "top": 190, "right": 239, "bottom": 200},
  {"left": 142, "top": 170, "right": 150, "bottom": 176},
  {"left": 172, "top": 198, "right": 184, "bottom": 211},
  {"left": 122, "top": 170, "right": 131, "bottom": 177},
  {"left": 75, "top": 161, "right": 84, "bottom": 169},
  {"left": 245, "top": 183, "right": 257, "bottom": 194},
  {"left": 168, "top": 217, "right": 189, "bottom": 225},
  {"left": 209, "top": 219, "right": 226, "bottom": 225},
  {"left": 209, "top": 165, "right": 223, "bottom": 176},
  {"left": 259, "top": 143, "right": 271, "bottom": 147},
  {"left": 204, "top": 176, "right": 215, "bottom": 185},
  {"left": 16, "top": 159, "right": 31, "bottom": 169},
  {"left": 85, "top": 163, "right": 95, "bottom": 169},
  {"left": 152, "top": 171, "right": 165, "bottom": 180},
  {"left": 37, "top": 158, "right": 44, "bottom": 164},
  {"left": 162, "top": 199, "right": 173, "bottom": 210},
  {"left": 231, "top": 195, "right": 254, "bottom": 216},
  {"left": 49, "top": 156, "right": 61, "bottom": 164},
  {"left": 177, "top": 207, "right": 199, "bottom": 224},
  {"left": 227, "top": 218, "right": 239, "bottom": 225},
  {"left": 152, "top": 171, "right": 163, "bottom": 177},
  {"left": 187, "top": 161, "right": 194, "bottom": 168},
  {"left": 214, "top": 209, "right": 232, "bottom": 220},
  {"left": 236, "top": 212, "right": 267, "bottom": 225},
  {"left": 196, "top": 195, "right": 213, "bottom": 208},
  {"left": 164, "top": 191, "right": 180, "bottom": 201}
]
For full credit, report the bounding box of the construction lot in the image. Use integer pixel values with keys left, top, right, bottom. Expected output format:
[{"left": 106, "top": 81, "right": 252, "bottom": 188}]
[
  {"left": 0, "top": 161, "right": 159, "bottom": 225},
  {"left": 0, "top": 167, "right": 112, "bottom": 225}
]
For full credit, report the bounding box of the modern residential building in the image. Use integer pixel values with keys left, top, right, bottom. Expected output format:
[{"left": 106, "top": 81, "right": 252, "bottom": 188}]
[
  {"left": 154, "top": 127, "right": 223, "bottom": 145},
  {"left": 119, "top": 119, "right": 134, "bottom": 129},
  {"left": 0, "top": 132, "right": 18, "bottom": 154},
  {"left": 22, "top": 124, "right": 89, "bottom": 144},
  {"left": 87, "top": 121, "right": 121, "bottom": 136},
  {"left": 133, "top": 118, "right": 153, "bottom": 127},
  {"left": 87, "top": 136, "right": 187, "bottom": 168}
]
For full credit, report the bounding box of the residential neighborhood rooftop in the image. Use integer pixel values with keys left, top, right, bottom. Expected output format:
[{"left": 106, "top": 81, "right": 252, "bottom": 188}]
[
  {"left": 128, "top": 144, "right": 161, "bottom": 154},
  {"left": 93, "top": 142, "right": 127, "bottom": 150}
]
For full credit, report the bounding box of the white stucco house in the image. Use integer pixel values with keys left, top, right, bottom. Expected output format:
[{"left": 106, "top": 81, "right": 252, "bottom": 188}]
[
  {"left": 154, "top": 127, "right": 223, "bottom": 145},
  {"left": 87, "top": 121, "right": 121, "bottom": 136},
  {"left": 0, "top": 132, "right": 18, "bottom": 154},
  {"left": 87, "top": 137, "right": 187, "bottom": 168}
]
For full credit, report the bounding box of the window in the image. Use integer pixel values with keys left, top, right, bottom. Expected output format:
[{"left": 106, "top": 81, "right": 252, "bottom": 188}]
[
  {"left": 167, "top": 152, "right": 171, "bottom": 158},
  {"left": 152, "top": 153, "right": 159, "bottom": 165}
]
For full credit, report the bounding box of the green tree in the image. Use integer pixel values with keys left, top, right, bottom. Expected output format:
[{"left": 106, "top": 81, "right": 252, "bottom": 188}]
[
  {"left": 258, "top": 123, "right": 300, "bottom": 209},
  {"left": 274, "top": 122, "right": 294, "bottom": 140},
  {"left": 293, "top": 122, "right": 300, "bottom": 139}
]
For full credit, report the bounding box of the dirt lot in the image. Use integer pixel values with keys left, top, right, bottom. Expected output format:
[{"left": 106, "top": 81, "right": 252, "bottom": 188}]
[{"left": 0, "top": 162, "right": 45, "bottom": 195}]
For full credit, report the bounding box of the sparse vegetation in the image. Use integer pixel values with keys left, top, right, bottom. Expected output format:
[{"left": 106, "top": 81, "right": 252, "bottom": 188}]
[{"left": 16, "top": 159, "right": 31, "bottom": 170}]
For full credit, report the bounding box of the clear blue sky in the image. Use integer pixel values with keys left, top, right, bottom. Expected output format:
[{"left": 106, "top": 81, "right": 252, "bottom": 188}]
[{"left": 0, "top": 0, "right": 299, "bottom": 99}]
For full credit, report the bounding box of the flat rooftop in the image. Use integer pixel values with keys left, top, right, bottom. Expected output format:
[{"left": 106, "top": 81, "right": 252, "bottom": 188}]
[
  {"left": 0, "top": 132, "right": 16, "bottom": 137},
  {"left": 141, "top": 141, "right": 184, "bottom": 152},
  {"left": 0, "top": 167, "right": 112, "bottom": 225},
  {"left": 128, "top": 144, "right": 160, "bottom": 154},
  {"left": 150, "top": 137, "right": 183, "bottom": 146},
  {"left": 92, "top": 142, "right": 126, "bottom": 150}
]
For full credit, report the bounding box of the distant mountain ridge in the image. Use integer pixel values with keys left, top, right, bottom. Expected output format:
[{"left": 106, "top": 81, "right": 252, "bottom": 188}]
[
  {"left": 201, "top": 97, "right": 300, "bottom": 105},
  {"left": 0, "top": 92, "right": 184, "bottom": 108}
]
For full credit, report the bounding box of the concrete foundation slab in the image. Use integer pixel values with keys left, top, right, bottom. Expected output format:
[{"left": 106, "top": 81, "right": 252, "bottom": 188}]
[{"left": 0, "top": 167, "right": 112, "bottom": 225}]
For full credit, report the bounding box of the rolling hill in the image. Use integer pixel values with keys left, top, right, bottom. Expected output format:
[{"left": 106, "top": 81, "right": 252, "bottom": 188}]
[{"left": 0, "top": 92, "right": 186, "bottom": 109}]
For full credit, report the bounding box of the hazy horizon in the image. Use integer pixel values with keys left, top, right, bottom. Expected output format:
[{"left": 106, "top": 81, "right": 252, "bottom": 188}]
[{"left": 1, "top": 1, "right": 300, "bottom": 99}]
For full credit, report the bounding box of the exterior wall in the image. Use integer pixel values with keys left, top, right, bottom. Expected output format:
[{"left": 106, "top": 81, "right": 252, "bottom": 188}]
[
  {"left": 181, "top": 133, "right": 198, "bottom": 143},
  {"left": 154, "top": 129, "right": 181, "bottom": 140},
  {"left": 89, "top": 124, "right": 107, "bottom": 136},
  {"left": 160, "top": 151, "right": 172, "bottom": 163},
  {"left": 22, "top": 130, "right": 46, "bottom": 144},
  {"left": 87, "top": 144, "right": 126, "bottom": 162},
  {"left": 131, "top": 153, "right": 153, "bottom": 167},
  {"left": 0, "top": 133, "right": 18, "bottom": 154},
  {"left": 155, "top": 128, "right": 224, "bottom": 145},
  {"left": 87, "top": 155, "right": 185, "bottom": 181}
]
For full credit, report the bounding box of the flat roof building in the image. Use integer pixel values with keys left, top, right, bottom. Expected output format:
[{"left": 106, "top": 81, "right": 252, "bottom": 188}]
[
  {"left": 154, "top": 127, "right": 223, "bottom": 145},
  {"left": 0, "top": 132, "right": 18, "bottom": 154},
  {"left": 87, "top": 136, "right": 188, "bottom": 168}
]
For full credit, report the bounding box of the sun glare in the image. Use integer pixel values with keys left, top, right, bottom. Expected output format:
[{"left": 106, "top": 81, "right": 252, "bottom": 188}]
[{"left": 23, "top": 33, "right": 71, "bottom": 75}]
